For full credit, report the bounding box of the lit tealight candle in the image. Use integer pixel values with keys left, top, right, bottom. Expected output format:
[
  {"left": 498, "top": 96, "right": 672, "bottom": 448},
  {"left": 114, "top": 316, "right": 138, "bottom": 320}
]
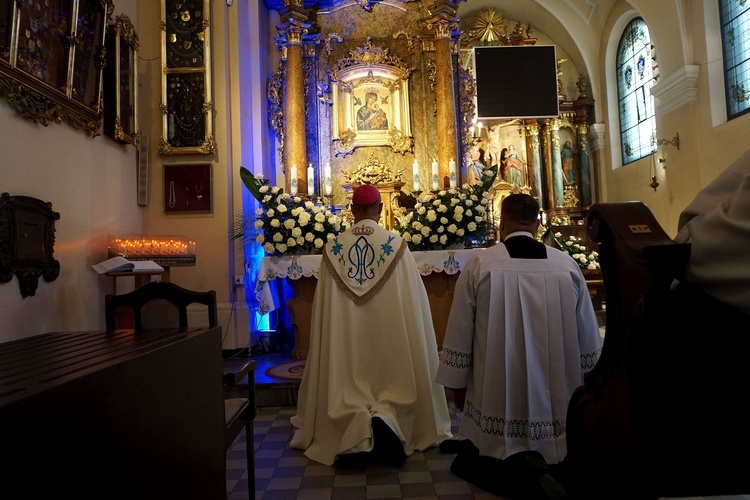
[
  {"left": 290, "top": 164, "right": 298, "bottom": 195},
  {"left": 431, "top": 158, "right": 439, "bottom": 191}
]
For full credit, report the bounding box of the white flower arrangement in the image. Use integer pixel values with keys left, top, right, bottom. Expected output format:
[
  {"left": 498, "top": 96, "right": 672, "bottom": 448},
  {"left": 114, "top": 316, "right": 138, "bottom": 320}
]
[
  {"left": 552, "top": 232, "right": 600, "bottom": 271},
  {"left": 236, "top": 168, "right": 347, "bottom": 256},
  {"left": 393, "top": 185, "right": 493, "bottom": 251}
]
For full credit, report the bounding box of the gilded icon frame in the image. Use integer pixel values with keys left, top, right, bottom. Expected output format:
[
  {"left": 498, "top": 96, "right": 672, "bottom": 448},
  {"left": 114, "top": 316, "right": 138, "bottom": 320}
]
[{"left": 159, "top": 0, "right": 214, "bottom": 156}]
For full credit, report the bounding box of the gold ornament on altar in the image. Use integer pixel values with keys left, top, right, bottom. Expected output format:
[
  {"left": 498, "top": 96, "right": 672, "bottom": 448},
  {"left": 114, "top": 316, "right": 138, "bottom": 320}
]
[
  {"left": 388, "top": 127, "right": 413, "bottom": 155},
  {"left": 343, "top": 155, "right": 404, "bottom": 185}
]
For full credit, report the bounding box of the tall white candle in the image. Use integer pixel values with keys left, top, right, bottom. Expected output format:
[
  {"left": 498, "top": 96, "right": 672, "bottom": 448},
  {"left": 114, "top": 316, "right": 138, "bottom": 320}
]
[
  {"left": 412, "top": 160, "right": 420, "bottom": 191},
  {"left": 449, "top": 158, "right": 457, "bottom": 188},
  {"left": 290, "top": 164, "right": 298, "bottom": 195},
  {"left": 324, "top": 163, "right": 332, "bottom": 195},
  {"left": 477, "top": 121, "right": 483, "bottom": 137},
  {"left": 307, "top": 163, "right": 314, "bottom": 196},
  {"left": 431, "top": 158, "right": 439, "bottom": 191}
]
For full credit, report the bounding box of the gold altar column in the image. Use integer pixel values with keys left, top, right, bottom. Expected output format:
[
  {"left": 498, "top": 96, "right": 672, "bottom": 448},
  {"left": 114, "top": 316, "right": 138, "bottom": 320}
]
[
  {"left": 277, "top": 5, "right": 311, "bottom": 195},
  {"left": 425, "top": 6, "right": 460, "bottom": 188}
]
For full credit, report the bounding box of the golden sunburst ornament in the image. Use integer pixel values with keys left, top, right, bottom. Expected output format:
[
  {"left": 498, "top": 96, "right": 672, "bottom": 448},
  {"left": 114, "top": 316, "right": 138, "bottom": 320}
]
[{"left": 473, "top": 10, "right": 506, "bottom": 43}]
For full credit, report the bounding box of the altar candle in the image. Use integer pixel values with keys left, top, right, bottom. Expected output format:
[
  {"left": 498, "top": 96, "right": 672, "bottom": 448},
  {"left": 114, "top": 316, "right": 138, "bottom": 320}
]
[
  {"left": 307, "top": 163, "right": 314, "bottom": 196},
  {"left": 290, "top": 164, "right": 298, "bottom": 195},
  {"left": 431, "top": 158, "right": 439, "bottom": 191},
  {"left": 449, "top": 158, "right": 457, "bottom": 188},
  {"left": 412, "top": 160, "right": 420, "bottom": 191},
  {"left": 477, "top": 121, "right": 483, "bottom": 137},
  {"left": 324, "top": 163, "right": 332, "bottom": 195}
]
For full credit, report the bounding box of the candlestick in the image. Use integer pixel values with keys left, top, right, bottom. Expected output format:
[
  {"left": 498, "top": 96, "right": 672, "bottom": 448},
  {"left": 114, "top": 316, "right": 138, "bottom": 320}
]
[
  {"left": 324, "top": 163, "right": 332, "bottom": 195},
  {"left": 290, "top": 164, "right": 298, "bottom": 195},
  {"left": 449, "top": 158, "right": 457, "bottom": 188},
  {"left": 477, "top": 121, "right": 483, "bottom": 137},
  {"left": 431, "top": 158, "right": 439, "bottom": 191},
  {"left": 307, "top": 163, "right": 314, "bottom": 196}
]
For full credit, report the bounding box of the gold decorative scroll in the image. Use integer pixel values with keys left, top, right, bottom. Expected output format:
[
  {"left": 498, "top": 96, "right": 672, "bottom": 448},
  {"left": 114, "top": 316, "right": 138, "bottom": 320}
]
[{"left": 343, "top": 155, "right": 404, "bottom": 185}]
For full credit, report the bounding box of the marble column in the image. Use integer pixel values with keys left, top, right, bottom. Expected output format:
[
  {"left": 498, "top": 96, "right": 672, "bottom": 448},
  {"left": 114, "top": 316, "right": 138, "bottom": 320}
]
[
  {"left": 425, "top": 8, "right": 460, "bottom": 188},
  {"left": 277, "top": 12, "right": 311, "bottom": 195},
  {"left": 525, "top": 122, "right": 543, "bottom": 202},
  {"left": 541, "top": 121, "right": 554, "bottom": 210},
  {"left": 577, "top": 124, "right": 592, "bottom": 207},
  {"left": 550, "top": 120, "right": 564, "bottom": 207}
]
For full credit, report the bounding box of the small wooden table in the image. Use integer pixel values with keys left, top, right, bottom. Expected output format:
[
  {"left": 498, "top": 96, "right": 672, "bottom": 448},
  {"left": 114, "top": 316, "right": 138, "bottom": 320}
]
[{"left": 0, "top": 326, "right": 225, "bottom": 498}]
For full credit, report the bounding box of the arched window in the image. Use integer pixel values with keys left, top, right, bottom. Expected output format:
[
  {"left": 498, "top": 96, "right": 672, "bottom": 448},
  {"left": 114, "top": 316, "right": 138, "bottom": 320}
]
[
  {"left": 616, "top": 18, "right": 656, "bottom": 165},
  {"left": 719, "top": 0, "right": 750, "bottom": 120}
]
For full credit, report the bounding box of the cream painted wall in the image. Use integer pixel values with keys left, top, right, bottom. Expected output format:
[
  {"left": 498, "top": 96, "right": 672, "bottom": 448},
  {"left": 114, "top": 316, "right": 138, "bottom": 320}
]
[
  {"left": 592, "top": 0, "right": 750, "bottom": 236},
  {"left": 135, "top": 1, "right": 251, "bottom": 349}
]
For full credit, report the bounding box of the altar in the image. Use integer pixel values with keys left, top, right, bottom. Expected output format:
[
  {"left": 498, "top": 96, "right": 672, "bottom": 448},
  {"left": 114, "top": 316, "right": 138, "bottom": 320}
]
[{"left": 255, "top": 249, "right": 484, "bottom": 359}]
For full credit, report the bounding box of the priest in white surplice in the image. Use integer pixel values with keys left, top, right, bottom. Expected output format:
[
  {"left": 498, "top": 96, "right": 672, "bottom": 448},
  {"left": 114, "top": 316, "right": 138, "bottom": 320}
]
[
  {"left": 290, "top": 184, "right": 453, "bottom": 468},
  {"left": 436, "top": 193, "right": 602, "bottom": 483}
]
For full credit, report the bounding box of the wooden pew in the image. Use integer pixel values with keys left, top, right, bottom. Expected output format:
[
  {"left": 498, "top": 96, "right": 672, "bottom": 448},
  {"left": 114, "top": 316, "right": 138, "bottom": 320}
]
[{"left": 565, "top": 202, "right": 750, "bottom": 499}]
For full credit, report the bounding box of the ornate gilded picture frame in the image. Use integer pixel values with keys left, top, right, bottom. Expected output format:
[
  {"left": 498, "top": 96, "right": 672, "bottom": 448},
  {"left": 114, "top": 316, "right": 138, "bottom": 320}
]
[
  {"left": 159, "top": 0, "right": 214, "bottom": 156},
  {"left": 163, "top": 163, "right": 212, "bottom": 213},
  {"left": 330, "top": 39, "right": 413, "bottom": 156},
  {"left": 104, "top": 14, "right": 140, "bottom": 147},
  {"left": 0, "top": 0, "right": 112, "bottom": 135}
]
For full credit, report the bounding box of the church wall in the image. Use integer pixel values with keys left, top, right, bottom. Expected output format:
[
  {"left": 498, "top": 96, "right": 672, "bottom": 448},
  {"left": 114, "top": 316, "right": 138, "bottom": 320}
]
[{"left": 591, "top": 0, "right": 750, "bottom": 237}]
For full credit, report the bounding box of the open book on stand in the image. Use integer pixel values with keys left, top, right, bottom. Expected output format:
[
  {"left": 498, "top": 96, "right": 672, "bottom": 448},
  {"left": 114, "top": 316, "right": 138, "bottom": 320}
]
[{"left": 92, "top": 256, "right": 164, "bottom": 274}]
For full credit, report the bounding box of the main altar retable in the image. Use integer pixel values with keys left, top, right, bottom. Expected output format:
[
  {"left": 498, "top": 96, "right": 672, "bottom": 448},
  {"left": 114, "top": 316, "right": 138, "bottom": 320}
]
[{"left": 255, "top": 249, "right": 483, "bottom": 359}]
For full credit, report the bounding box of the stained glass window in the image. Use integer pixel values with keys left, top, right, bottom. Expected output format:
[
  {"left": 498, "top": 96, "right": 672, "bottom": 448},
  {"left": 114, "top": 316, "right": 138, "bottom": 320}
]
[
  {"left": 616, "top": 18, "right": 656, "bottom": 165},
  {"left": 719, "top": 0, "right": 750, "bottom": 120}
]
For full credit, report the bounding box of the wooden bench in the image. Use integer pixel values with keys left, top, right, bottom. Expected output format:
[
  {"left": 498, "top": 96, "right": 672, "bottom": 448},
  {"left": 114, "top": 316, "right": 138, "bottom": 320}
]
[{"left": 565, "top": 202, "right": 750, "bottom": 499}]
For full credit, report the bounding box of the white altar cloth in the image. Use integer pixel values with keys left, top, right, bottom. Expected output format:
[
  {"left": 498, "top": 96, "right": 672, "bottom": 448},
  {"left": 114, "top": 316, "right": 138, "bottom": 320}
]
[{"left": 254, "top": 248, "right": 484, "bottom": 314}]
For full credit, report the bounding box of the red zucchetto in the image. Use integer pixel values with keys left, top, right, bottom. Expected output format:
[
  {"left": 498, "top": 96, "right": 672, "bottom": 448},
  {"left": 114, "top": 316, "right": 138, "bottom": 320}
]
[{"left": 352, "top": 184, "right": 381, "bottom": 205}]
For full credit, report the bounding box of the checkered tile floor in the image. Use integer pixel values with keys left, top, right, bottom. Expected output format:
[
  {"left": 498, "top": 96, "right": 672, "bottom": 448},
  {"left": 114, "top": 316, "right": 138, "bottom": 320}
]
[{"left": 225, "top": 401, "right": 509, "bottom": 499}]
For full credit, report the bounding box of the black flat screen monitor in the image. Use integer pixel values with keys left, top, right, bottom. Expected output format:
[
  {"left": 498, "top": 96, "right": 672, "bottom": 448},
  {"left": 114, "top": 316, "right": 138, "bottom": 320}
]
[{"left": 473, "top": 45, "right": 559, "bottom": 120}]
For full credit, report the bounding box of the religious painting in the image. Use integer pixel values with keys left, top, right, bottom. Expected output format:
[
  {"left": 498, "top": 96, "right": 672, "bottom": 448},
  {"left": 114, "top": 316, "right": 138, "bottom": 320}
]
[
  {"left": 329, "top": 39, "right": 413, "bottom": 155},
  {"left": 483, "top": 120, "right": 530, "bottom": 189},
  {"left": 163, "top": 163, "right": 212, "bottom": 213}
]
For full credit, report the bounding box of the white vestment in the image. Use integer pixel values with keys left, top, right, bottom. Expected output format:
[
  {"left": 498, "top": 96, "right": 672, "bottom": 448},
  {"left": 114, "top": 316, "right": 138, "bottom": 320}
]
[
  {"left": 674, "top": 148, "right": 750, "bottom": 316},
  {"left": 436, "top": 243, "right": 602, "bottom": 464},
  {"left": 290, "top": 219, "right": 453, "bottom": 465}
]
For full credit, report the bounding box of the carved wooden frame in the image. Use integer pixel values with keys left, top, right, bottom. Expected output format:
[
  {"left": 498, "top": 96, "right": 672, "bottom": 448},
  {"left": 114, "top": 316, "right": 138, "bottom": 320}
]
[
  {"left": 0, "top": 0, "right": 112, "bottom": 136},
  {"left": 103, "top": 14, "right": 140, "bottom": 147},
  {"left": 0, "top": 193, "right": 60, "bottom": 298}
]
